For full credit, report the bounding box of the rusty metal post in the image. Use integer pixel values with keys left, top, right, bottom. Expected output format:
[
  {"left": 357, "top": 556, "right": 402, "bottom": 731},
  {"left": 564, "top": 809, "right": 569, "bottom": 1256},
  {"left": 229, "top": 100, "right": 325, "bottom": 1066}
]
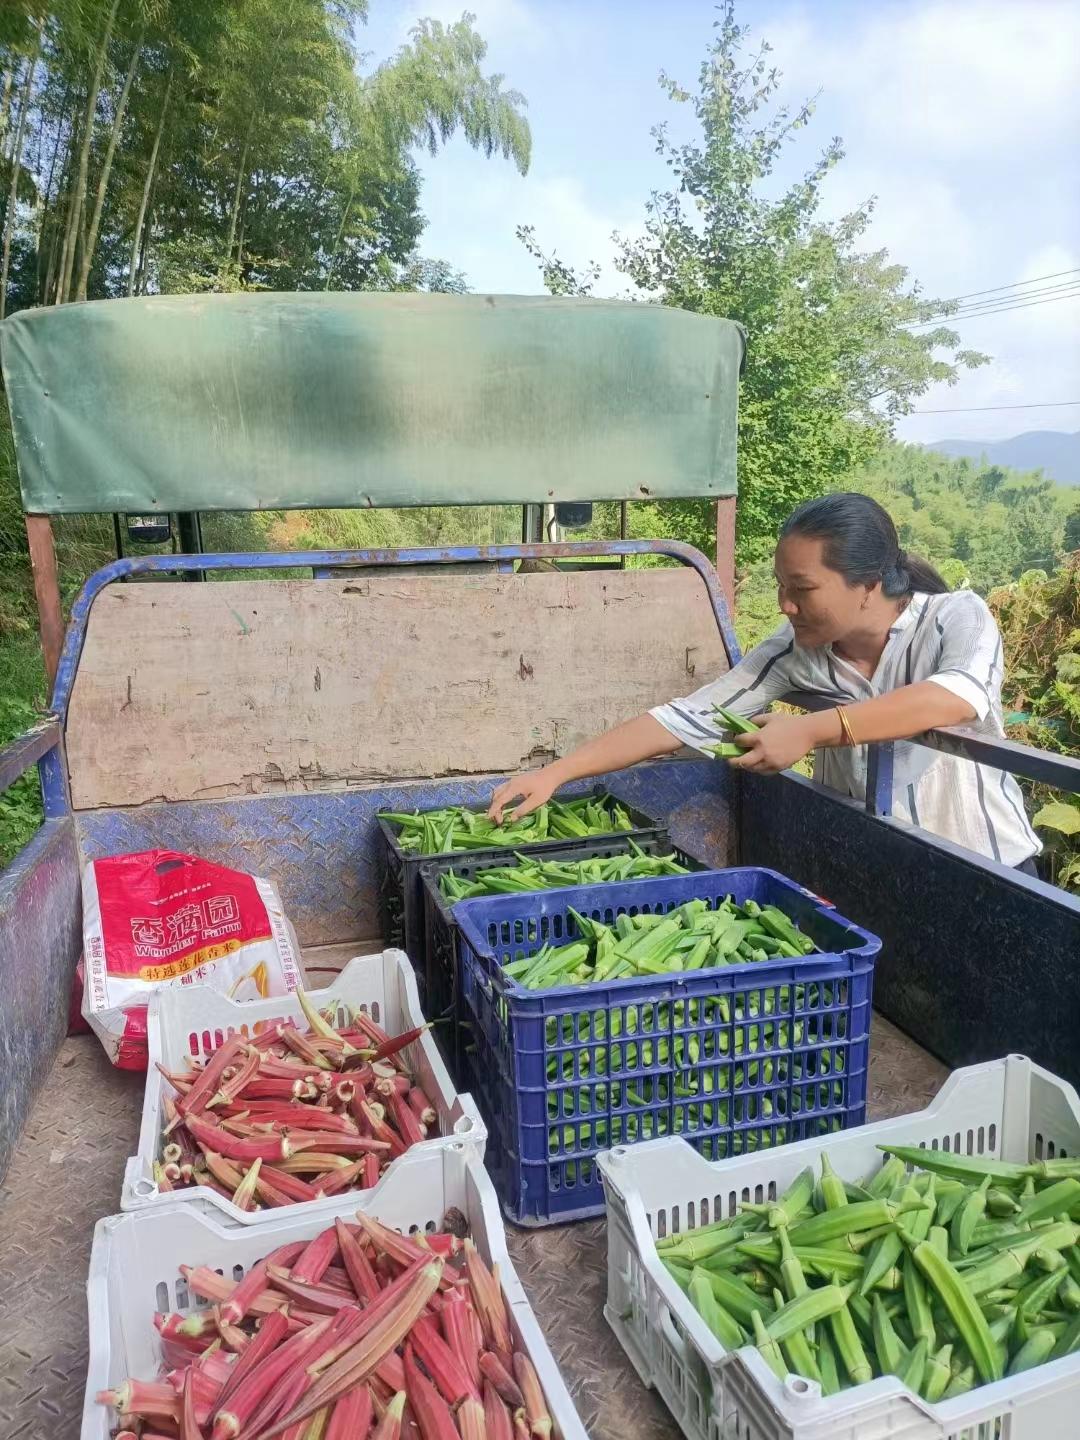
[
  {"left": 715, "top": 496, "right": 736, "bottom": 611},
  {"left": 24, "top": 514, "right": 63, "bottom": 693}
]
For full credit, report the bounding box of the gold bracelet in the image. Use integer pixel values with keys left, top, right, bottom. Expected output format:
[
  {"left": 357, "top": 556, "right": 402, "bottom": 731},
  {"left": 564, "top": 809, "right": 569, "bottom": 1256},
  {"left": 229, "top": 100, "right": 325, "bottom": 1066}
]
[{"left": 836, "top": 706, "right": 858, "bottom": 747}]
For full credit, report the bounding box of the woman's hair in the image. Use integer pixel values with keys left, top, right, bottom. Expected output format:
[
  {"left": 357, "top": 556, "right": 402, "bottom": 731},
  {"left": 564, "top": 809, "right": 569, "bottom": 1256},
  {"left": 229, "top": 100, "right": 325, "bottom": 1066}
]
[{"left": 780, "top": 492, "right": 949, "bottom": 597}]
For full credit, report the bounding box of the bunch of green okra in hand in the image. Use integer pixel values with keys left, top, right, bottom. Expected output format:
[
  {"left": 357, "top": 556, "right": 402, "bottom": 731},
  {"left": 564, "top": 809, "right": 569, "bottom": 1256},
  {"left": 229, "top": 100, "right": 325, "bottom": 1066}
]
[{"left": 659, "top": 1145, "right": 1080, "bottom": 1399}]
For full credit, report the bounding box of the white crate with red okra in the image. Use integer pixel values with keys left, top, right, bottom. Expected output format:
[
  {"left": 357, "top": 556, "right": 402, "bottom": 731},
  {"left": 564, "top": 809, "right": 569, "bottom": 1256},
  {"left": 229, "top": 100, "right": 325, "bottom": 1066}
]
[
  {"left": 598, "top": 1055, "right": 1080, "bottom": 1440},
  {"left": 86, "top": 1144, "right": 588, "bottom": 1440},
  {"left": 123, "top": 951, "right": 485, "bottom": 1224}
]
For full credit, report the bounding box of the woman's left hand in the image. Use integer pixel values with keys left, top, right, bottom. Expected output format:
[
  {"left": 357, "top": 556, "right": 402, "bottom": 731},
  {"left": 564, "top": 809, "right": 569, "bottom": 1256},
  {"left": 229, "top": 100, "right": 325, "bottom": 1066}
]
[{"left": 728, "top": 713, "right": 822, "bottom": 774}]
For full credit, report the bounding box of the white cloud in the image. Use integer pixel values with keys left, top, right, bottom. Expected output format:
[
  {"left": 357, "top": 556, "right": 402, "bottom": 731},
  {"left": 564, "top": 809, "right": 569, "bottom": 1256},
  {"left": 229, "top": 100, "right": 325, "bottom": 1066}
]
[
  {"left": 415, "top": 150, "right": 640, "bottom": 294},
  {"left": 817, "top": 168, "right": 980, "bottom": 291},
  {"left": 773, "top": 0, "right": 1080, "bottom": 156},
  {"left": 896, "top": 241, "right": 1080, "bottom": 444},
  {"left": 764, "top": 2, "right": 1080, "bottom": 443},
  {"left": 391, "top": 0, "right": 546, "bottom": 50},
  {"left": 392, "top": 0, "right": 1079, "bottom": 442}
]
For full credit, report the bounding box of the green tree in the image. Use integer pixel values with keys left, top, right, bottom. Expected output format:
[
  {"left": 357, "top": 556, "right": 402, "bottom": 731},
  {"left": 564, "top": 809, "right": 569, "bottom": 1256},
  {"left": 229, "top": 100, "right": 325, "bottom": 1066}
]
[
  {"left": 519, "top": 2, "right": 986, "bottom": 565},
  {"left": 1065, "top": 508, "right": 1080, "bottom": 555}
]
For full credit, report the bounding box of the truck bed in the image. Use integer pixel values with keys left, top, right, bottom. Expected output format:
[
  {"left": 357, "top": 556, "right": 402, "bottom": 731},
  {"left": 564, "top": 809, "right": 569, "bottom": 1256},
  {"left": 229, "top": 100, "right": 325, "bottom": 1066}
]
[{"left": 0, "top": 1011, "right": 947, "bottom": 1440}]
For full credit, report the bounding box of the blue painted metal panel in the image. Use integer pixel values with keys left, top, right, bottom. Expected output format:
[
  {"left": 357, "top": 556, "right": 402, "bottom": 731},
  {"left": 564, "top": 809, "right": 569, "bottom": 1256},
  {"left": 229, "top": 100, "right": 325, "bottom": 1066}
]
[
  {"left": 740, "top": 769, "right": 1080, "bottom": 1082},
  {"left": 0, "top": 722, "right": 59, "bottom": 794},
  {"left": 0, "top": 816, "right": 81, "bottom": 1180},
  {"left": 926, "top": 726, "right": 1080, "bottom": 793},
  {"left": 0, "top": 720, "right": 70, "bottom": 833},
  {"left": 865, "top": 742, "right": 895, "bottom": 818},
  {"left": 75, "top": 760, "right": 731, "bottom": 949}
]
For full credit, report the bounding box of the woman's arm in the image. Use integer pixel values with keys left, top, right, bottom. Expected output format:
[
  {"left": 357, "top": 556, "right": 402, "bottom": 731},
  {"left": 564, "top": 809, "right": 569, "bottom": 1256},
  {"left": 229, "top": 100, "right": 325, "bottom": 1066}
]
[
  {"left": 730, "top": 681, "right": 977, "bottom": 773},
  {"left": 488, "top": 625, "right": 801, "bottom": 821},
  {"left": 488, "top": 715, "right": 681, "bottom": 821}
]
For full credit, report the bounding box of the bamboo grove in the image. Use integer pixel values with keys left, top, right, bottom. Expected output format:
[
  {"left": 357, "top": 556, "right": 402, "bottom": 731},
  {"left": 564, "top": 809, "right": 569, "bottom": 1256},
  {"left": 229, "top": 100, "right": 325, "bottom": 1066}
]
[{"left": 0, "top": 1, "right": 532, "bottom": 316}]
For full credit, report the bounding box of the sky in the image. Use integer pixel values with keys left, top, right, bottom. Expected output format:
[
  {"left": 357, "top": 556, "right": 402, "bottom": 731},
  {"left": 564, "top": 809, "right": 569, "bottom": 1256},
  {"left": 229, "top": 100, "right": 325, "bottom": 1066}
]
[{"left": 360, "top": 0, "right": 1080, "bottom": 445}]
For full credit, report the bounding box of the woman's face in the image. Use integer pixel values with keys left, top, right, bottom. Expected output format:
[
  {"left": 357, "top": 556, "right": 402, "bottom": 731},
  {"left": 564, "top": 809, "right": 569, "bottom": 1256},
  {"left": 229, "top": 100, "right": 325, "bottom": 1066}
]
[{"left": 774, "top": 534, "right": 870, "bottom": 648}]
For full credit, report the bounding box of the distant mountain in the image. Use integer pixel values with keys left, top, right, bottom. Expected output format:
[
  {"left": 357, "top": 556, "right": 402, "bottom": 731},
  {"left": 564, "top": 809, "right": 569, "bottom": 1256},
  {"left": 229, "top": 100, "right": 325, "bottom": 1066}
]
[{"left": 921, "top": 430, "right": 1080, "bottom": 486}]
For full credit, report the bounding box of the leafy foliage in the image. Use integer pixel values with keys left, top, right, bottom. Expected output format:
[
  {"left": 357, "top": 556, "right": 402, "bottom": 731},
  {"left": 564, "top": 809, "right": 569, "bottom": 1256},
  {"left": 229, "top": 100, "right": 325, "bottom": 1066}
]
[
  {"left": 0, "top": 675, "right": 45, "bottom": 868},
  {"left": 518, "top": 2, "right": 987, "bottom": 566},
  {"left": 989, "top": 560, "right": 1080, "bottom": 890},
  {"left": 855, "top": 443, "right": 1074, "bottom": 594}
]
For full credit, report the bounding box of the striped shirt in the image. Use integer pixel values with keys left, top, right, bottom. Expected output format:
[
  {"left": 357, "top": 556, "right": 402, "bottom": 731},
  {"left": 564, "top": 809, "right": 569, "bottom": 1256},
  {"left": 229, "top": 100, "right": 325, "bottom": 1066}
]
[{"left": 650, "top": 590, "right": 1040, "bottom": 867}]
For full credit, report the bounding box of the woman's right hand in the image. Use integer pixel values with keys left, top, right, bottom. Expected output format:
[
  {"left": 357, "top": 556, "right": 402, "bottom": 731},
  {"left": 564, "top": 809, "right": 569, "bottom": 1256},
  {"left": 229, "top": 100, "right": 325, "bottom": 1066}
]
[{"left": 488, "top": 768, "right": 559, "bottom": 823}]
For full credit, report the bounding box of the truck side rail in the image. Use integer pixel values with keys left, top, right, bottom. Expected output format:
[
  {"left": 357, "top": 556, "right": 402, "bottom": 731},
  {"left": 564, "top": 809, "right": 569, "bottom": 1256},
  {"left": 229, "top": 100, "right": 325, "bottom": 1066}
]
[{"left": 783, "top": 690, "right": 1080, "bottom": 817}]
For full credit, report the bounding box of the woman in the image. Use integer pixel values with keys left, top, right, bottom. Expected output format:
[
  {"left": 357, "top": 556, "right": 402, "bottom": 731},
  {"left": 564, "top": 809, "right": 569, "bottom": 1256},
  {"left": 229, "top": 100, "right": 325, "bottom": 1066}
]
[{"left": 489, "top": 492, "right": 1040, "bottom": 872}]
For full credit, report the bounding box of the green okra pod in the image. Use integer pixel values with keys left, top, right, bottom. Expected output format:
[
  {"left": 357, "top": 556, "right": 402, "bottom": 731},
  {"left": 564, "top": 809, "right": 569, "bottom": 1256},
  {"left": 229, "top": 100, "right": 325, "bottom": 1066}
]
[
  {"left": 951, "top": 1175, "right": 992, "bottom": 1257},
  {"left": 791, "top": 1198, "right": 923, "bottom": 1248},
  {"left": 902, "top": 1254, "right": 936, "bottom": 1351},
  {"left": 905, "top": 1236, "right": 1003, "bottom": 1383},
  {"left": 816, "top": 1329, "right": 842, "bottom": 1396},
  {"left": 689, "top": 1268, "right": 746, "bottom": 1349},
  {"left": 899, "top": 1337, "right": 928, "bottom": 1393},
  {"left": 1018, "top": 1177, "right": 1080, "bottom": 1226},
  {"left": 1007, "top": 1327, "right": 1057, "bottom": 1376},
  {"left": 751, "top": 1308, "right": 789, "bottom": 1381},
  {"left": 921, "top": 1343, "right": 953, "bottom": 1403},
  {"left": 764, "top": 1282, "right": 856, "bottom": 1344},
  {"left": 819, "top": 1153, "right": 848, "bottom": 1212},
  {"left": 942, "top": 1365, "right": 976, "bottom": 1399},
  {"left": 768, "top": 1168, "right": 816, "bottom": 1230},
  {"left": 773, "top": 1288, "right": 821, "bottom": 1382},
  {"left": 871, "top": 1294, "right": 906, "bottom": 1375},
  {"left": 878, "top": 1144, "right": 1031, "bottom": 1187},
  {"left": 826, "top": 1275, "right": 872, "bottom": 1385}
]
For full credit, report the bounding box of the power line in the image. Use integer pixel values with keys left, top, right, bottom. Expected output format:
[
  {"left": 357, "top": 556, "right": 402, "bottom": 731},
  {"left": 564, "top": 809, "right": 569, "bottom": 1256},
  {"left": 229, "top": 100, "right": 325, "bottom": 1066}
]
[
  {"left": 908, "top": 287, "right": 1080, "bottom": 328},
  {"left": 915, "top": 284, "right": 1080, "bottom": 322},
  {"left": 944, "top": 266, "right": 1080, "bottom": 305},
  {"left": 903, "top": 268, "right": 1080, "bottom": 328},
  {"left": 912, "top": 399, "right": 1080, "bottom": 415},
  {"left": 944, "top": 280, "right": 1080, "bottom": 316}
]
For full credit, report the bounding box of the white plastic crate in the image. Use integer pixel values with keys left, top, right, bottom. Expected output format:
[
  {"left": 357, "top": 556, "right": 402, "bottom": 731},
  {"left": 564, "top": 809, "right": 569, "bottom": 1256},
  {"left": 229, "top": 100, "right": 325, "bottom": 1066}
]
[
  {"left": 122, "top": 949, "right": 485, "bottom": 1224},
  {"left": 85, "top": 1145, "right": 587, "bottom": 1440},
  {"left": 597, "top": 1054, "right": 1080, "bottom": 1440}
]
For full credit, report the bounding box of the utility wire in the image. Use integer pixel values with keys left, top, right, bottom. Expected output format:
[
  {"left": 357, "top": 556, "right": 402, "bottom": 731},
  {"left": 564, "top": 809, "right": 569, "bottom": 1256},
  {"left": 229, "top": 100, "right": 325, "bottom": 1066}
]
[
  {"left": 903, "top": 269, "right": 1080, "bottom": 328},
  {"left": 943, "top": 266, "right": 1080, "bottom": 305},
  {"left": 943, "top": 280, "right": 1080, "bottom": 316},
  {"left": 912, "top": 399, "right": 1080, "bottom": 414},
  {"left": 933, "top": 280, "right": 1080, "bottom": 316},
  {"left": 908, "top": 287, "right": 1080, "bottom": 328}
]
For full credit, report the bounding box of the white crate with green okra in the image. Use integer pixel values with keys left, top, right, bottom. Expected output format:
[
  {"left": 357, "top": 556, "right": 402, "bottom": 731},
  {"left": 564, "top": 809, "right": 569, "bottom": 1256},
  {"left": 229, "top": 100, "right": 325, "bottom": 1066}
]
[{"left": 599, "top": 1055, "right": 1080, "bottom": 1440}]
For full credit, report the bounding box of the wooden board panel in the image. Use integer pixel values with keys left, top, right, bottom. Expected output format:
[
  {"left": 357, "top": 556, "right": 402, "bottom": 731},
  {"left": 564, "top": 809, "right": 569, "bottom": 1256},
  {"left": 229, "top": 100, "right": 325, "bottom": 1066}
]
[{"left": 66, "top": 569, "right": 728, "bottom": 809}]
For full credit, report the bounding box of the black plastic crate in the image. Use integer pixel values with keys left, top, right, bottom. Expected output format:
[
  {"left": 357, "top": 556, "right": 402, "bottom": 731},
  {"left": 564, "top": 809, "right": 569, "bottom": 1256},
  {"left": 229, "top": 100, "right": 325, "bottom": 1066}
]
[
  {"left": 375, "top": 789, "right": 668, "bottom": 969},
  {"left": 420, "top": 836, "right": 702, "bottom": 1083}
]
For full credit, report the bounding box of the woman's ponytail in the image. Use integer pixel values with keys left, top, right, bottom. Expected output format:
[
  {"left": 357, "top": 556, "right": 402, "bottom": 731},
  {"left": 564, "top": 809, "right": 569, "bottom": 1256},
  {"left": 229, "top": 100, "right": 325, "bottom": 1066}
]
[{"left": 781, "top": 494, "right": 949, "bottom": 596}]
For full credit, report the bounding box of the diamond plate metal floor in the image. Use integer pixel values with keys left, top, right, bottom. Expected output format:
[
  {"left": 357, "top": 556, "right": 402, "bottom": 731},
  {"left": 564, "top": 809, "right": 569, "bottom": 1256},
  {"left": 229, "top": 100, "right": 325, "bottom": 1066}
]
[{"left": 0, "top": 1013, "right": 947, "bottom": 1440}]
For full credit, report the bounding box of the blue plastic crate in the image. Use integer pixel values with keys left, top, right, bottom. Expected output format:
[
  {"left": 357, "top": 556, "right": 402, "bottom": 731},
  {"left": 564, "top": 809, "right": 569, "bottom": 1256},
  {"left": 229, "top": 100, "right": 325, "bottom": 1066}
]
[
  {"left": 455, "top": 868, "right": 880, "bottom": 1226},
  {"left": 419, "top": 837, "right": 704, "bottom": 1085}
]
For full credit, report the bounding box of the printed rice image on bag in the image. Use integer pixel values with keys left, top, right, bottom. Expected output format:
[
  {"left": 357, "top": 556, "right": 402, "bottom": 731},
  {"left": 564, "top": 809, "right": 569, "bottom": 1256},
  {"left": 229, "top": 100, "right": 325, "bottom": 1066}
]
[{"left": 81, "top": 849, "right": 306, "bottom": 1069}]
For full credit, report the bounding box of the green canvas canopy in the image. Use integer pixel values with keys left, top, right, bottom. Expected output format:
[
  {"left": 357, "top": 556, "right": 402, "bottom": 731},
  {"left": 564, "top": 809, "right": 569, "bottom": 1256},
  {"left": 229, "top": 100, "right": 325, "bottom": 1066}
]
[{"left": 1, "top": 291, "right": 744, "bottom": 516}]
